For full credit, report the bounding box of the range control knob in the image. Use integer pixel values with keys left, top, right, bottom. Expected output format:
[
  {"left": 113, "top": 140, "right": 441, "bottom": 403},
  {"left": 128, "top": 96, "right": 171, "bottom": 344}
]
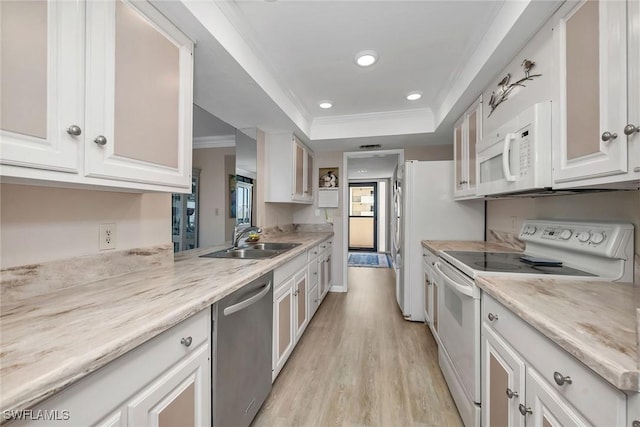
[
  {"left": 577, "top": 231, "right": 591, "bottom": 243},
  {"left": 590, "top": 232, "right": 605, "bottom": 244},
  {"left": 559, "top": 230, "right": 572, "bottom": 240},
  {"left": 523, "top": 225, "right": 537, "bottom": 235}
]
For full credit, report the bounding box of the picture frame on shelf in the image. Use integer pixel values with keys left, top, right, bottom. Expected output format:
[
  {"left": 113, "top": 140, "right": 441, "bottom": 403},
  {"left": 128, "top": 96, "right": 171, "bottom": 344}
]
[{"left": 319, "top": 167, "right": 339, "bottom": 188}]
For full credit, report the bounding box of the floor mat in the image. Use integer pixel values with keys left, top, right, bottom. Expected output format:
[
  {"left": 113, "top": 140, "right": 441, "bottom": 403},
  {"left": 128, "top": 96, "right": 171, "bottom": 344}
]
[{"left": 347, "top": 252, "right": 391, "bottom": 268}]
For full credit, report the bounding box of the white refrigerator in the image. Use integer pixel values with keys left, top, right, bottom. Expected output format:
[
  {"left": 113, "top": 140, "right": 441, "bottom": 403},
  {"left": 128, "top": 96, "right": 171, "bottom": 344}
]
[{"left": 393, "top": 160, "right": 484, "bottom": 322}]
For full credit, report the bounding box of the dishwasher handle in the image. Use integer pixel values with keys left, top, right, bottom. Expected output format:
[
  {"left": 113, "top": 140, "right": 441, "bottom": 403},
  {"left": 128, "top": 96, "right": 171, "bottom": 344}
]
[
  {"left": 223, "top": 282, "right": 272, "bottom": 316},
  {"left": 434, "top": 262, "right": 474, "bottom": 298}
]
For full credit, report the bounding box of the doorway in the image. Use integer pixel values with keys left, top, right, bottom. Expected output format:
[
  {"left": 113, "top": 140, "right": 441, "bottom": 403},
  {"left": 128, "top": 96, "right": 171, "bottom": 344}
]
[{"left": 348, "top": 182, "right": 378, "bottom": 252}]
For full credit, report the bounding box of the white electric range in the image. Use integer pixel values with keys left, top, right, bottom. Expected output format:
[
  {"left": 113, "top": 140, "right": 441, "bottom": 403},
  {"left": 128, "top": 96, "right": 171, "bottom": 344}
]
[{"left": 432, "top": 220, "right": 635, "bottom": 427}]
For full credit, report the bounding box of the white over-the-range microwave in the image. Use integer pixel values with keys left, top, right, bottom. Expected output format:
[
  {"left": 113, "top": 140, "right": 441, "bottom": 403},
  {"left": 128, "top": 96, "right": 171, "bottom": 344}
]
[{"left": 476, "top": 102, "right": 552, "bottom": 196}]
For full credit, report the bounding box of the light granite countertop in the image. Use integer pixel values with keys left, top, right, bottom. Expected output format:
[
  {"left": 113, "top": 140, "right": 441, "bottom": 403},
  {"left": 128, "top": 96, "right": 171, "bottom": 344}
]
[
  {"left": 0, "top": 231, "right": 332, "bottom": 417},
  {"left": 476, "top": 275, "right": 640, "bottom": 391}
]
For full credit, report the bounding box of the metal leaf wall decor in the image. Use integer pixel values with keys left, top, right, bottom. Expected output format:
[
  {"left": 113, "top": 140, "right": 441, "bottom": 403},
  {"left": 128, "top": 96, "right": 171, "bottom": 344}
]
[{"left": 488, "top": 59, "right": 542, "bottom": 116}]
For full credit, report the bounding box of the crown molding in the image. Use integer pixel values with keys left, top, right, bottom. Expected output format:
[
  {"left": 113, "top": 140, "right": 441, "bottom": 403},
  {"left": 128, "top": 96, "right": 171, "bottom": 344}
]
[
  {"left": 193, "top": 135, "right": 236, "bottom": 149},
  {"left": 310, "top": 108, "right": 435, "bottom": 140}
]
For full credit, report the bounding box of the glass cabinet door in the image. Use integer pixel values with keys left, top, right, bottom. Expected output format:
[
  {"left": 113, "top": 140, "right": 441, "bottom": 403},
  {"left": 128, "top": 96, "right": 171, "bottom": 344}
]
[{"left": 172, "top": 170, "right": 199, "bottom": 252}]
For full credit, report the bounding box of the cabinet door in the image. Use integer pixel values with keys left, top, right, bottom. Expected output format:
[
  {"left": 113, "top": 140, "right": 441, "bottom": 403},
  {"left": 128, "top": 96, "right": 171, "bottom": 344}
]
[
  {"left": 128, "top": 343, "right": 210, "bottom": 427},
  {"left": 273, "top": 279, "right": 294, "bottom": 378},
  {"left": 453, "top": 118, "right": 465, "bottom": 195},
  {"left": 0, "top": 0, "right": 83, "bottom": 173},
  {"left": 554, "top": 0, "right": 629, "bottom": 183},
  {"left": 294, "top": 271, "right": 308, "bottom": 341},
  {"left": 467, "top": 102, "right": 481, "bottom": 191},
  {"left": 628, "top": 0, "right": 640, "bottom": 174},
  {"left": 305, "top": 149, "right": 314, "bottom": 200},
  {"left": 292, "top": 138, "right": 305, "bottom": 200},
  {"left": 432, "top": 281, "right": 439, "bottom": 335},
  {"left": 524, "top": 368, "right": 589, "bottom": 427},
  {"left": 84, "top": 0, "right": 193, "bottom": 190},
  {"left": 482, "top": 325, "right": 526, "bottom": 427},
  {"left": 423, "top": 267, "right": 432, "bottom": 325}
]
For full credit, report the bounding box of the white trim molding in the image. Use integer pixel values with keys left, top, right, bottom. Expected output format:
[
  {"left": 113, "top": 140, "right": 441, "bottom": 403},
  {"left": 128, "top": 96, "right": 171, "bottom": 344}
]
[{"left": 193, "top": 135, "right": 236, "bottom": 149}]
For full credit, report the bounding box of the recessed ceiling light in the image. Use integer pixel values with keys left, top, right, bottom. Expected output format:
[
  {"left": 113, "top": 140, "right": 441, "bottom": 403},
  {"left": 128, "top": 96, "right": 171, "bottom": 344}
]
[
  {"left": 406, "top": 91, "right": 422, "bottom": 101},
  {"left": 319, "top": 101, "right": 333, "bottom": 109},
  {"left": 355, "top": 50, "right": 378, "bottom": 67}
]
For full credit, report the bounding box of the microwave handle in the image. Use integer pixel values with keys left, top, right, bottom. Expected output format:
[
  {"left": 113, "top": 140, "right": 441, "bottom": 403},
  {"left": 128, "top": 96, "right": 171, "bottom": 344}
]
[{"left": 502, "top": 133, "right": 518, "bottom": 182}]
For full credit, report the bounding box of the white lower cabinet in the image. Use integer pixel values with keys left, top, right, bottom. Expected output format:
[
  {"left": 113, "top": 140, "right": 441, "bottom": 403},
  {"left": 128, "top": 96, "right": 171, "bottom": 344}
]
[
  {"left": 422, "top": 247, "right": 439, "bottom": 342},
  {"left": 272, "top": 238, "right": 332, "bottom": 381},
  {"left": 482, "top": 294, "right": 627, "bottom": 427},
  {"left": 12, "top": 308, "right": 211, "bottom": 427}
]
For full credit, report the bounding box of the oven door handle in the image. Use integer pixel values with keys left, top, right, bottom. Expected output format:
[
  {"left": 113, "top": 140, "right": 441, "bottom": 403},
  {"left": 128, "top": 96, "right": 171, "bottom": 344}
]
[
  {"left": 502, "top": 133, "right": 518, "bottom": 182},
  {"left": 434, "top": 262, "right": 474, "bottom": 298}
]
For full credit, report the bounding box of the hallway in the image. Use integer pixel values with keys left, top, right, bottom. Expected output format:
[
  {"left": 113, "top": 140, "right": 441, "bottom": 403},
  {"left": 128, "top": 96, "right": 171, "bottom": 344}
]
[{"left": 252, "top": 267, "right": 463, "bottom": 426}]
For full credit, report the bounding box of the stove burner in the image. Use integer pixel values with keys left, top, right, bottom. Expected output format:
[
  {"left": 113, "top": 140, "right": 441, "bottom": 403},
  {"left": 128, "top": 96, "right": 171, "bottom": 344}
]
[{"left": 473, "top": 261, "right": 523, "bottom": 271}]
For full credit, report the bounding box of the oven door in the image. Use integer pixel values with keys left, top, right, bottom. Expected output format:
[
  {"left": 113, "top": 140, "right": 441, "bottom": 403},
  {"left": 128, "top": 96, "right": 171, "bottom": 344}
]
[{"left": 434, "top": 260, "right": 480, "bottom": 402}]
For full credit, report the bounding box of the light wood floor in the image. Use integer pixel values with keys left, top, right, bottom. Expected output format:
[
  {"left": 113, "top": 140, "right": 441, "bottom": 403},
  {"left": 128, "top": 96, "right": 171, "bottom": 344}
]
[{"left": 252, "top": 266, "right": 463, "bottom": 427}]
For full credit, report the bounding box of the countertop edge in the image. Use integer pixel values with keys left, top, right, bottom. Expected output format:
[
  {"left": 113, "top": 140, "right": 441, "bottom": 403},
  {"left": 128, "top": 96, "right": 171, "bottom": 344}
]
[
  {"left": 476, "top": 276, "right": 640, "bottom": 392},
  {"left": 0, "top": 232, "right": 334, "bottom": 417}
]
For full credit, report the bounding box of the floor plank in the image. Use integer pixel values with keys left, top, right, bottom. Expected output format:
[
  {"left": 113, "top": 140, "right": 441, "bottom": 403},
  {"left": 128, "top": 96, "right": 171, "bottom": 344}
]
[{"left": 252, "top": 266, "right": 463, "bottom": 427}]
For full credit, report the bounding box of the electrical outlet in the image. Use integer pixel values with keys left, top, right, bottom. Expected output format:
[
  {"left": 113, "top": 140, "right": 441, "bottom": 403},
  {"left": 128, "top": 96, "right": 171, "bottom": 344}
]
[{"left": 99, "top": 223, "right": 116, "bottom": 250}]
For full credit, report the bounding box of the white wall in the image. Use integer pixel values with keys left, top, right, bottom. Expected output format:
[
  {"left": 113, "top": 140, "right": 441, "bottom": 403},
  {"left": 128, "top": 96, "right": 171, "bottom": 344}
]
[
  {"left": 0, "top": 184, "right": 170, "bottom": 268},
  {"left": 486, "top": 190, "right": 640, "bottom": 252},
  {"left": 192, "top": 147, "right": 235, "bottom": 247},
  {"left": 404, "top": 144, "right": 453, "bottom": 161}
]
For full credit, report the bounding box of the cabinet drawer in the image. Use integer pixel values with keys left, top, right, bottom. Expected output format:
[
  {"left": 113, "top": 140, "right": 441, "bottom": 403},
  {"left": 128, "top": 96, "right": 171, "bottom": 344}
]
[
  {"left": 274, "top": 253, "right": 307, "bottom": 289},
  {"left": 422, "top": 247, "right": 438, "bottom": 267},
  {"left": 482, "top": 294, "right": 626, "bottom": 427},
  {"left": 307, "top": 245, "right": 320, "bottom": 261}
]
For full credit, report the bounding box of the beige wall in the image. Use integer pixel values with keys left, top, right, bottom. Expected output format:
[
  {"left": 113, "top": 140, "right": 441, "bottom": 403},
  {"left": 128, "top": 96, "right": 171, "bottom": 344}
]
[
  {"left": 404, "top": 144, "right": 453, "bottom": 161},
  {"left": 487, "top": 190, "right": 640, "bottom": 252},
  {"left": 192, "top": 147, "right": 235, "bottom": 247},
  {"left": 0, "top": 184, "right": 170, "bottom": 268}
]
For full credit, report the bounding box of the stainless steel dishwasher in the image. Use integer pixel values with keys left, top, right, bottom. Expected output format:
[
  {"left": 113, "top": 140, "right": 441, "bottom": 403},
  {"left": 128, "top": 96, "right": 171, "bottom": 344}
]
[{"left": 213, "top": 271, "right": 273, "bottom": 427}]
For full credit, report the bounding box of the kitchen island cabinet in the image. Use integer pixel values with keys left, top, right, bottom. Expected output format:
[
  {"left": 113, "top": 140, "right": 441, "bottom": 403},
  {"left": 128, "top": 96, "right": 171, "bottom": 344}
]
[{"left": 0, "top": 0, "right": 194, "bottom": 193}]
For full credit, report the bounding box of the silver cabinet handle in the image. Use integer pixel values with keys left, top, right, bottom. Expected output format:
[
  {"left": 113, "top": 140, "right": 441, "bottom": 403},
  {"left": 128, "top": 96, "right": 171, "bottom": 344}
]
[
  {"left": 66, "top": 125, "right": 82, "bottom": 136},
  {"left": 506, "top": 388, "right": 519, "bottom": 399},
  {"left": 94, "top": 135, "right": 107, "bottom": 146},
  {"left": 601, "top": 131, "right": 617, "bottom": 142},
  {"left": 553, "top": 371, "right": 572, "bottom": 386},
  {"left": 294, "top": 290, "right": 299, "bottom": 296},
  {"left": 488, "top": 313, "right": 499, "bottom": 321},
  {"left": 624, "top": 124, "right": 639, "bottom": 136},
  {"left": 180, "top": 336, "right": 192, "bottom": 347},
  {"left": 518, "top": 404, "right": 532, "bottom": 416}
]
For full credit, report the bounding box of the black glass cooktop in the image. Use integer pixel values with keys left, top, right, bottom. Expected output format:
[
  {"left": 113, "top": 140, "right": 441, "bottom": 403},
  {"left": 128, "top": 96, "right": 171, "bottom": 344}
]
[{"left": 444, "top": 251, "right": 596, "bottom": 276}]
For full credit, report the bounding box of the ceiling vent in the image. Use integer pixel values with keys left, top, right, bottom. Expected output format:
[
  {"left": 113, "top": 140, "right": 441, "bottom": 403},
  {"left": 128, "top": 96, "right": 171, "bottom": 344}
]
[{"left": 359, "top": 144, "right": 382, "bottom": 149}]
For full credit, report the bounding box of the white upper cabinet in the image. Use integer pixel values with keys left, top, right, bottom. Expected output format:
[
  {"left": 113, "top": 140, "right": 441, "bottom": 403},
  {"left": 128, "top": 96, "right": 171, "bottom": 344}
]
[
  {"left": 552, "top": 0, "right": 639, "bottom": 188},
  {"left": 0, "top": 0, "right": 83, "bottom": 173},
  {"left": 0, "top": 0, "right": 194, "bottom": 193},
  {"left": 265, "top": 133, "right": 314, "bottom": 203},
  {"left": 453, "top": 96, "right": 481, "bottom": 199}
]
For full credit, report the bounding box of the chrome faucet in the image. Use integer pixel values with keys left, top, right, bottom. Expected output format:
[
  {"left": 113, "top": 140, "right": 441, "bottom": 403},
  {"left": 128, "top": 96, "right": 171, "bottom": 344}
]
[{"left": 233, "top": 226, "right": 262, "bottom": 248}]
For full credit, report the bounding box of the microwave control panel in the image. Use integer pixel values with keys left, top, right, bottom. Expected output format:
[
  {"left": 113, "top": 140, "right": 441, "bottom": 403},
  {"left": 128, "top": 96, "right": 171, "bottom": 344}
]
[{"left": 518, "top": 129, "right": 531, "bottom": 178}]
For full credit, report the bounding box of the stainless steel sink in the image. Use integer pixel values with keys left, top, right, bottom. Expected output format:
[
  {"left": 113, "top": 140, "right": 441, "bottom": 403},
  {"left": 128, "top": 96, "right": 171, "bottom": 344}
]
[
  {"left": 200, "top": 242, "right": 301, "bottom": 259},
  {"left": 241, "top": 242, "right": 301, "bottom": 251}
]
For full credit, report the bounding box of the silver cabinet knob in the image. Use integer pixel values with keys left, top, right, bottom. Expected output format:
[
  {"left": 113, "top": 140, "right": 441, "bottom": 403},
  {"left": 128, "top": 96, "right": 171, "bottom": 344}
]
[
  {"left": 94, "top": 135, "right": 107, "bottom": 146},
  {"left": 553, "top": 371, "right": 572, "bottom": 386},
  {"left": 180, "top": 336, "right": 192, "bottom": 347},
  {"left": 488, "top": 313, "right": 499, "bottom": 321},
  {"left": 506, "top": 388, "right": 519, "bottom": 399},
  {"left": 518, "top": 403, "right": 532, "bottom": 416},
  {"left": 624, "top": 124, "right": 640, "bottom": 136},
  {"left": 632, "top": 420, "right": 640, "bottom": 427},
  {"left": 601, "top": 131, "right": 618, "bottom": 142},
  {"left": 66, "top": 125, "right": 82, "bottom": 136}
]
